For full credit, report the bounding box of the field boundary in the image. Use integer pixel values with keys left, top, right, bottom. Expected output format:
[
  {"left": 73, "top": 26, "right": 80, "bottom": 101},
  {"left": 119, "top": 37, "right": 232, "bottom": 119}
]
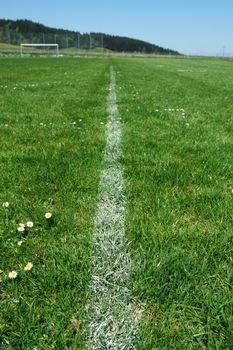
[{"left": 86, "top": 66, "right": 137, "bottom": 348}]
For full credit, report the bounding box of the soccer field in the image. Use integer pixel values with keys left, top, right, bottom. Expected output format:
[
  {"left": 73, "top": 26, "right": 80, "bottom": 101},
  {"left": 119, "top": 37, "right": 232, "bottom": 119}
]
[{"left": 0, "top": 56, "right": 233, "bottom": 349}]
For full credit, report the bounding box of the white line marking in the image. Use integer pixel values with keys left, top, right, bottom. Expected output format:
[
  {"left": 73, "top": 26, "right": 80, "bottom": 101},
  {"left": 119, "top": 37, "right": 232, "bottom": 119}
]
[{"left": 86, "top": 67, "right": 137, "bottom": 349}]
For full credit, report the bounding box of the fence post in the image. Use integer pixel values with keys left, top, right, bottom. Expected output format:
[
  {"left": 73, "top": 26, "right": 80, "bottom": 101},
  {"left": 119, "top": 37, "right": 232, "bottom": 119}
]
[{"left": 8, "top": 31, "right": 11, "bottom": 45}]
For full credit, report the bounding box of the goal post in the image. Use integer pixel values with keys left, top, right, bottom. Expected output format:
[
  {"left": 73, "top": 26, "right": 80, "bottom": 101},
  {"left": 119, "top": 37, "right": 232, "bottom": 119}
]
[{"left": 20, "top": 43, "right": 59, "bottom": 57}]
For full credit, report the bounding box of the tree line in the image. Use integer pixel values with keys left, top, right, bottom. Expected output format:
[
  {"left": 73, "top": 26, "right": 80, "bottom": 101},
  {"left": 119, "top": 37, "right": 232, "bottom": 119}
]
[{"left": 0, "top": 19, "right": 180, "bottom": 55}]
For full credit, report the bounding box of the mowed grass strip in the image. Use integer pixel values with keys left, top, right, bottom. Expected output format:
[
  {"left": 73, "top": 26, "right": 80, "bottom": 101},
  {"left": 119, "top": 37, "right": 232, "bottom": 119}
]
[
  {"left": 115, "top": 57, "right": 233, "bottom": 349},
  {"left": 0, "top": 57, "right": 110, "bottom": 349}
]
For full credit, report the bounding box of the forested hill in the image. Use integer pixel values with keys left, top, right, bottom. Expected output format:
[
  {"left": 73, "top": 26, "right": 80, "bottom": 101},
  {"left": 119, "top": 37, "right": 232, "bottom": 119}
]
[{"left": 0, "top": 19, "right": 180, "bottom": 55}]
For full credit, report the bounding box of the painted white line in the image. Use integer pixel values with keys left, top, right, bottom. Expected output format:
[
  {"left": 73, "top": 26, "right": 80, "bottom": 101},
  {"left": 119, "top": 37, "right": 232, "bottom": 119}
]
[{"left": 86, "top": 67, "right": 137, "bottom": 349}]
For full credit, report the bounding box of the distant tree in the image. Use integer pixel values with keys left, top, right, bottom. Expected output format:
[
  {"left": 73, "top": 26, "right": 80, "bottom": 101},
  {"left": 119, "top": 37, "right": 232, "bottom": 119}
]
[{"left": 0, "top": 18, "right": 181, "bottom": 55}]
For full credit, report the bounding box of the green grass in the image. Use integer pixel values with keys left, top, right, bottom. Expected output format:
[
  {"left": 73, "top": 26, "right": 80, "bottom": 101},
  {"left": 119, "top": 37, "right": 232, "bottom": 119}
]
[
  {"left": 114, "top": 56, "right": 233, "bottom": 349},
  {"left": 0, "top": 43, "right": 20, "bottom": 50},
  {"left": 0, "top": 43, "right": 37, "bottom": 55},
  {"left": 0, "top": 43, "right": 109, "bottom": 57},
  {"left": 0, "top": 57, "right": 110, "bottom": 349},
  {"left": 0, "top": 55, "right": 233, "bottom": 349}
]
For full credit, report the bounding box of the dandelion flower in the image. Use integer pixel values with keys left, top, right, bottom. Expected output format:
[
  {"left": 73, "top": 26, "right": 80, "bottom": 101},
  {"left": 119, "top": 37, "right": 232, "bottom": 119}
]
[
  {"left": 17, "top": 226, "right": 25, "bottom": 232},
  {"left": 45, "top": 212, "right": 52, "bottom": 219},
  {"left": 2, "top": 202, "right": 9, "bottom": 208},
  {"left": 26, "top": 221, "right": 34, "bottom": 228},
  {"left": 8, "top": 270, "right": 18, "bottom": 279},
  {"left": 24, "top": 262, "right": 33, "bottom": 271}
]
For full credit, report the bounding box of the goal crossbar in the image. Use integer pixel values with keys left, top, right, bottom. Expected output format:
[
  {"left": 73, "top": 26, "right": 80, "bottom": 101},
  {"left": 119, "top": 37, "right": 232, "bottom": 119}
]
[{"left": 20, "top": 43, "right": 59, "bottom": 56}]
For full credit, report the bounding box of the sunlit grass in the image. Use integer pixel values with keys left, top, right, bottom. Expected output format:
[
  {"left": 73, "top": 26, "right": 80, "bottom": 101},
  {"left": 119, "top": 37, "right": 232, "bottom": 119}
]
[
  {"left": 115, "top": 56, "right": 233, "bottom": 349},
  {"left": 0, "top": 57, "right": 109, "bottom": 349},
  {"left": 1, "top": 55, "right": 233, "bottom": 349}
]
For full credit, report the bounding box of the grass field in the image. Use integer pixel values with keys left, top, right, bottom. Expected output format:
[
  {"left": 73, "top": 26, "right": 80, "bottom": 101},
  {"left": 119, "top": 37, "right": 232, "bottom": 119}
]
[
  {"left": 0, "top": 56, "right": 233, "bottom": 349},
  {"left": 0, "top": 43, "right": 110, "bottom": 56}
]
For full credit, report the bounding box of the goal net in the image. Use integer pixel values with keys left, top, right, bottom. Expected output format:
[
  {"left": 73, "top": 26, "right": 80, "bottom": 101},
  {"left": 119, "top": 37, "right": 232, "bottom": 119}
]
[{"left": 20, "top": 43, "right": 59, "bottom": 57}]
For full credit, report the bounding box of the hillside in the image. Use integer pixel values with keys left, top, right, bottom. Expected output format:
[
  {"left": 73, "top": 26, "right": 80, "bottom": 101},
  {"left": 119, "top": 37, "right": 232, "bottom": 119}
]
[{"left": 0, "top": 19, "right": 180, "bottom": 55}]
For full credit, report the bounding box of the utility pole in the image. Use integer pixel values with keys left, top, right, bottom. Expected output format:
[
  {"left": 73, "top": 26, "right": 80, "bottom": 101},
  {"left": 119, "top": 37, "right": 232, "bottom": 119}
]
[
  {"left": 101, "top": 33, "right": 104, "bottom": 55},
  {"left": 8, "top": 31, "right": 11, "bottom": 45},
  {"left": 42, "top": 33, "right": 45, "bottom": 54},
  {"left": 77, "top": 33, "right": 80, "bottom": 50},
  {"left": 66, "top": 34, "right": 69, "bottom": 54}
]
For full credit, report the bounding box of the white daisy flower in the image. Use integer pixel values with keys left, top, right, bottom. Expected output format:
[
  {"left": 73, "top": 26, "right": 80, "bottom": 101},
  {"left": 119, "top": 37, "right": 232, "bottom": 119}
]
[
  {"left": 24, "top": 262, "right": 33, "bottom": 271},
  {"left": 8, "top": 270, "right": 18, "bottom": 279},
  {"left": 26, "top": 221, "right": 34, "bottom": 228},
  {"left": 17, "top": 226, "right": 25, "bottom": 232},
  {"left": 2, "top": 202, "right": 9, "bottom": 208},
  {"left": 45, "top": 212, "right": 52, "bottom": 219}
]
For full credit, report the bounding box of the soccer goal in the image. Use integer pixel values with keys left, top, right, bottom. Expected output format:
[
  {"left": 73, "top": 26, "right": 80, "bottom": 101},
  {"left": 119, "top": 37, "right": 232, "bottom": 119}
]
[{"left": 20, "top": 43, "right": 59, "bottom": 57}]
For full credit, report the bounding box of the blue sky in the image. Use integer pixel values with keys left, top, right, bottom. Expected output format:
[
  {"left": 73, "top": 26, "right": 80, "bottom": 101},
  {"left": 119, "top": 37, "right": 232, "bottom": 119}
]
[{"left": 1, "top": 0, "right": 233, "bottom": 55}]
